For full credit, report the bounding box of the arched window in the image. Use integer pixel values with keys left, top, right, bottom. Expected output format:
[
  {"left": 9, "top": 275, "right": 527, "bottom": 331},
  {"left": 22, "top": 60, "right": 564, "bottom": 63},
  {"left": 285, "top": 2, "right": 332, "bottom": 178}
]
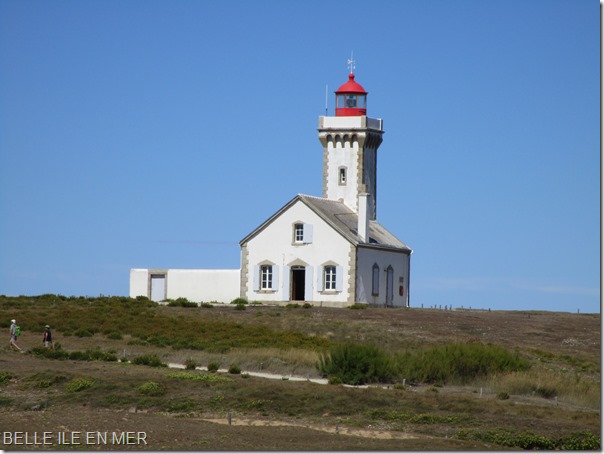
[{"left": 372, "top": 264, "right": 380, "bottom": 296}]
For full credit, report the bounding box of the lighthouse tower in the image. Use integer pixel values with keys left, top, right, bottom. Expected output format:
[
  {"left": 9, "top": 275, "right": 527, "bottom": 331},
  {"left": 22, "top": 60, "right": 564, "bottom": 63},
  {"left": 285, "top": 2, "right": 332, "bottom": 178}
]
[{"left": 318, "top": 70, "right": 384, "bottom": 219}]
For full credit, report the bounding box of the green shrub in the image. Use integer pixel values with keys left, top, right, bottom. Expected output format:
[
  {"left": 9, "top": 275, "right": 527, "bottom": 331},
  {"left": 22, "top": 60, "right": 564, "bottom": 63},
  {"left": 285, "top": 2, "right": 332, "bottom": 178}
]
[
  {"left": 459, "top": 429, "right": 600, "bottom": 450},
  {"left": 167, "top": 298, "right": 198, "bottom": 308},
  {"left": 0, "top": 372, "right": 11, "bottom": 384},
  {"left": 348, "top": 303, "right": 368, "bottom": 310},
  {"left": 167, "top": 372, "right": 232, "bottom": 383},
  {"left": 302, "top": 303, "right": 312, "bottom": 308},
  {"left": 318, "top": 343, "right": 396, "bottom": 385},
  {"left": 138, "top": 381, "right": 166, "bottom": 396},
  {"left": 29, "top": 346, "right": 69, "bottom": 360},
  {"left": 327, "top": 375, "right": 342, "bottom": 385},
  {"left": 286, "top": 303, "right": 300, "bottom": 308},
  {"left": 74, "top": 328, "right": 94, "bottom": 337},
  {"left": 200, "top": 302, "right": 214, "bottom": 308},
  {"left": 184, "top": 358, "right": 198, "bottom": 370},
  {"left": 131, "top": 354, "right": 167, "bottom": 368},
  {"left": 66, "top": 377, "right": 94, "bottom": 393},
  {"left": 106, "top": 332, "right": 123, "bottom": 340},
  {"left": 207, "top": 362, "right": 220, "bottom": 373},
  {"left": 230, "top": 297, "right": 248, "bottom": 305},
  {"left": 496, "top": 392, "right": 510, "bottom": 400},
  {"left": 558, "top": 431, "right": 600, "bottom": 450},
  {"left": 396, "top": 343, "right": 530, "bottom": 384},
  {"left": 234, "top": 303, "right": 246, "bottom": 311},
  {"left": 228, "top": 363, "right": 241, "bottom": 374}
]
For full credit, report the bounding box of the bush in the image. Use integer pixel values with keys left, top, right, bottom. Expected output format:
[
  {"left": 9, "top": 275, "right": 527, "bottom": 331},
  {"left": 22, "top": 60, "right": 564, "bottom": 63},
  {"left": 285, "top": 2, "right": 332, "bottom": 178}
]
[
  {"left": 328, "top": 375, "right": 342, "bottom": 385},
  {"left": 348, "top": 303, "right": 368, "bottom": 310},
  {"left": 318, "top": 343, "right": 396, "bottom": 385},
  {"left": 496, "top": 392, "right": 510, "bottom": 400},
  {"left": 228, "top": 363, "right": 241, "bottom": 374},
  {"left": 0, "top": 372, "right": 11, "bottom": 384},
  {"left": 234, "top": 303, "right": 246, "bottom": 311},
  {"left": 167, "top": 298, "right": 198, "bottom": 308},
  {"left": 131, "top": 354, "right": 167, "bottom": 368},
  {"left": 106, "top": 332, "right": 123, "bottom": 340},
  {"left": 74, "top": 328, "right": 93, "bottom": 338},
  {"left": 138, "top": 381, "right": 166, "bottom": 396},
  {"left": 207, "top": 362, "right": 220, "bottom": 373},
  {"left": 200, "top": 302, "right": 214, "bottom": 308},
  {"left": 184, "top": 359, "right": 198, "bottom": 370},
  {"left": 396, "top": 343, "right": 530, "bottom": 384},
  {"left": 66, "top": 377, "right": 94, "bottom": 393},
  {"left": 302, "top": 303, "right": 312, "bottom": 309},
  {"left": 230, "top": 297, "right": 248, "bottom": 305},
  {"left": 29, "top": 346, "right": 69, "bottom": 360}
]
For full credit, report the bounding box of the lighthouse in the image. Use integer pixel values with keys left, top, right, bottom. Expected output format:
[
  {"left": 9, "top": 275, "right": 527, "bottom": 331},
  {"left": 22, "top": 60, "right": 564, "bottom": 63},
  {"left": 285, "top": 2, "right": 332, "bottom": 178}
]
[
  {"left": 132, "top": 65, "right": 411, "bottom": 308},
  {"left": 318, "top": 71, "right": 384, "bottom": 219}
]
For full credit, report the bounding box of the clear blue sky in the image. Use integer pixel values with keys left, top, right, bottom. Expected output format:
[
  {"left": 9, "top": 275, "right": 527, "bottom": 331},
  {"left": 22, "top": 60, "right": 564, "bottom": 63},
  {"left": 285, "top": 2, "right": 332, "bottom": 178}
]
[{"left": 0, "top": 0, "right": 599, "bottom": 313}]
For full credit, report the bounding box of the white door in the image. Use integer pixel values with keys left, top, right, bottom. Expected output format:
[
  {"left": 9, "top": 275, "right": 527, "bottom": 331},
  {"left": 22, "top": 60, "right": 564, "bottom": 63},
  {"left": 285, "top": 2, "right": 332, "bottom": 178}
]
[{"left": 150, "top": 274, "right": 166, "bottom": 302}]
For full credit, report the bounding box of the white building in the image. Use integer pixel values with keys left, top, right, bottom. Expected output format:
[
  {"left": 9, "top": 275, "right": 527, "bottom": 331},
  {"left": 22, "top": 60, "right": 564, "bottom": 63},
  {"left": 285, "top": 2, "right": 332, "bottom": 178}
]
[{"left": 130, "top": 71, "right": 412, "bottom": 307}]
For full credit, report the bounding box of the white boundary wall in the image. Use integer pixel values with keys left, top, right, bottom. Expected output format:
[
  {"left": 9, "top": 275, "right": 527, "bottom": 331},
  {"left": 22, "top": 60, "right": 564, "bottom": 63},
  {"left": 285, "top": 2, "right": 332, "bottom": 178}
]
[{"left": 130, "top": 268, "right": 240, "bottom": 304}]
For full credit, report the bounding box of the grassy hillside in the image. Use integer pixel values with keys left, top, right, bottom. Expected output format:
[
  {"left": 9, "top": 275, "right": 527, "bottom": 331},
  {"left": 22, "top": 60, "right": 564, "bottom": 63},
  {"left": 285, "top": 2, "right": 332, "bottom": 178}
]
[{"left": 0, "top": 295, "right": 600, "bottom": 450}]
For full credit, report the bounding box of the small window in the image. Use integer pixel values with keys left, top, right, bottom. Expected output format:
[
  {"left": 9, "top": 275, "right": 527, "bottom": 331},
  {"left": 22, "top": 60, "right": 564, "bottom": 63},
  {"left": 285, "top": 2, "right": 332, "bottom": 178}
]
[
  {"left": 294, "top": 223, "right": 304, "bottom": 243},
  {"left": 338, "top": 167, "right": 347, "bottom": 185},
  {"left": 372, "top": 264, "right": 380, "bottom": 296},
  {"left": 337, "top": 94, "right": 345, "bottom": 108},
  {"left": 293, "top": 223, "right": 313, "bottom": 244},
  {"left": 260, "top": 265, "right": 273, "bottom": 290},
  {"left": 324, "top": 266, "right": 337, "bottom": 291}
]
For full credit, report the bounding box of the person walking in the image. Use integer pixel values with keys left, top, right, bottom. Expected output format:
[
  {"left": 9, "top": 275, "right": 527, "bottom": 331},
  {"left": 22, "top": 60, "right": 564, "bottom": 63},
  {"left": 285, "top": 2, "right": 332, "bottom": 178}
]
[
  {"left": 9, "top": 319, "right": 22, "bottom": 352},
  {"left": 43, "top": 324, "right": 54, "bottom": 349}
]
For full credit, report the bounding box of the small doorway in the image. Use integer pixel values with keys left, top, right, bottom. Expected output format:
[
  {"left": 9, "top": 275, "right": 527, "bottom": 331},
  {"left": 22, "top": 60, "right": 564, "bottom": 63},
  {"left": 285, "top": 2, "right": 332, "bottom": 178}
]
[
  {"left": 291, "top": 266, "right": 305, "bottom": 301},
  {"left": 385, "top": 266, "right": 394, "bottom": 307},
  {"left": 150, "top": 274, "right": 166, "bottom": 302}
]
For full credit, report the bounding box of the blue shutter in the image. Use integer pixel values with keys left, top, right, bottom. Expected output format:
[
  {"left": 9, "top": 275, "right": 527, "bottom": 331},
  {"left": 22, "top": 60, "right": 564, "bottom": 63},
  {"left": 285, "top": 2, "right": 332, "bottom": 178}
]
[
  {"left": 335, "top": 266, "right": 344, "bottom": 292},
  {"left": 253, "top": 265, "right": 260, "bottom": 291},
  {"left": 305, "top": 266, "right": 313, "bottom": 301},
  {"left": 303, "top": 224, "right": 313, "bottom": 244},
  {"left": 282, "top": 266, "right": 290, "bottom": 300},
  {"left": 316, "top": 266, "right": 324, "bottom": 291},
  {"left": 271, "top": 265, "right": 279, "bottom": 291}
]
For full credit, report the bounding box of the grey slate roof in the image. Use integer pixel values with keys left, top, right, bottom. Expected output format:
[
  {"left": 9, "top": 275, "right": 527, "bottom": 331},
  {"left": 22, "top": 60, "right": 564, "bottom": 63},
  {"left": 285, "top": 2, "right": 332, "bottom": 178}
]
[{"left": 240, "top": 194, "right": 412, "bottom": 253}]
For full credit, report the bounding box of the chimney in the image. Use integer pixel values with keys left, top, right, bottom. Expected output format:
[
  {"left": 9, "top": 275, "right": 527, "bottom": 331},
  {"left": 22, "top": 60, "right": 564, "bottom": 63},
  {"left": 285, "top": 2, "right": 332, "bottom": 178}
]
[{"left": 358, "top": 193, "right": 369, "bottom": 243}]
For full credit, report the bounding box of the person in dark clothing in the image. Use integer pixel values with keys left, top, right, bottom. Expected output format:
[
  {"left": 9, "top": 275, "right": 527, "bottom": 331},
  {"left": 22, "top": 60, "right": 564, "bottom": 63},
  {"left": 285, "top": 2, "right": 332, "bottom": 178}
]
[{"left": 43, "top": 324, "right": 54, "bottom": 349}]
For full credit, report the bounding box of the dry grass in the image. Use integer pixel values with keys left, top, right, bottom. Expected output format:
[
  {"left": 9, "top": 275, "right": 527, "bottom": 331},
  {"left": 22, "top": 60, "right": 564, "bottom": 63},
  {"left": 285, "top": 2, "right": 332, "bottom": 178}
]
[
  {"left": 484, "top": 366, "right": 600, "bottom": 410},
  {"left": 0, "top": 296, "right": 600, "bottom": 450}
]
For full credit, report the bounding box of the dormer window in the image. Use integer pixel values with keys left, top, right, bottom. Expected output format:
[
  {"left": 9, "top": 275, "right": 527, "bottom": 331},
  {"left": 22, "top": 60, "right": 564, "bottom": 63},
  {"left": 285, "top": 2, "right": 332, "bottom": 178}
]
[
  {"left": 293, "top": 223, "right": 313, "bottom": 244},
  {"left": 294, "top": 223, "right": 304, "bottom": 242}
]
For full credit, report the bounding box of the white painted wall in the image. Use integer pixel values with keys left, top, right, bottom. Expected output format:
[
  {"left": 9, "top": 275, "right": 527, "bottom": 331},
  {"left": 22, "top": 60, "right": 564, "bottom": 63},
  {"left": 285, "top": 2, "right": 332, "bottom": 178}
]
[
  {"left": 243, "top": 199, "right": 353, "bottom": 305},
  {"left": 356, "top": 247, "right": 410, "bottom": 307},
  {"left": 129, "top": 268, "right": 240, "bottom": 304},
  {"left": 325, "top": 136, "right": 359, "bottom": 212},
  {"left": 130, "top": 269, "right": 148, "bottom": 299}
]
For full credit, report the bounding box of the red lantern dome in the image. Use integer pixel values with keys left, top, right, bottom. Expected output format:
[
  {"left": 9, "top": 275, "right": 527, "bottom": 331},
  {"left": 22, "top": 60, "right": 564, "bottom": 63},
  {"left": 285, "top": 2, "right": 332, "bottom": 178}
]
[{"left": 335, "top": 73, "right": 367, "bottom": 117}]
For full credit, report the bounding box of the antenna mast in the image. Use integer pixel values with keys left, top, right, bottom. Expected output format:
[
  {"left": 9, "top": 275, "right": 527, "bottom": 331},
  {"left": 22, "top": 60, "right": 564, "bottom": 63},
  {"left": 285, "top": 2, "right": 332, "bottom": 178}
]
[{"left": 325, "top": 84, "right": 328, "bottom": 115}]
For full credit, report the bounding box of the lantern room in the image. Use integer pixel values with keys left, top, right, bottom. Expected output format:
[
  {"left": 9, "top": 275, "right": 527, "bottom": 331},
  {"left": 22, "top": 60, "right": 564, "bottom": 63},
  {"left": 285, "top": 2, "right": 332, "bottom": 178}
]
[{"left": 335, "top": 73, "right": 367, "bottom": 117}]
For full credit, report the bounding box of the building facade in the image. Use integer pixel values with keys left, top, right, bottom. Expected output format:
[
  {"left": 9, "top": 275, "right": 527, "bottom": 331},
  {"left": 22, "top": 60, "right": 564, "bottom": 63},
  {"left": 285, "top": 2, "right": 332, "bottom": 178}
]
[{"left": 130, "top": 71, "right": 412, "bottom": 307}]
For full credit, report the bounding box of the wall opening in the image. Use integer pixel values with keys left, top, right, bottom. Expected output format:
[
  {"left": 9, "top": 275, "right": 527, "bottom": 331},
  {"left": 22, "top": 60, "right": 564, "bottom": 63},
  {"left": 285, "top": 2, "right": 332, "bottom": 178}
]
[
  {"left": 291, "top": 266, "right": 305, "bottom": 301},
  {"left": 150, "top": 274, "right": 166, "bottom": 302}
]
